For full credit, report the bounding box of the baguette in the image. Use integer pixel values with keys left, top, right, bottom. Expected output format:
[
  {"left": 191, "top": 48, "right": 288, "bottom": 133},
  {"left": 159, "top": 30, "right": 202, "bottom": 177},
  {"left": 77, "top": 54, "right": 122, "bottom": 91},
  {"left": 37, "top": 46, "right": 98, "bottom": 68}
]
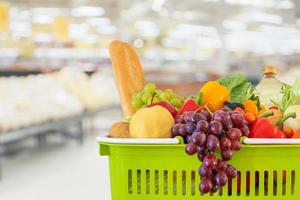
[{"left": 109, "top": 40, "right": 145, "bottom": 117}]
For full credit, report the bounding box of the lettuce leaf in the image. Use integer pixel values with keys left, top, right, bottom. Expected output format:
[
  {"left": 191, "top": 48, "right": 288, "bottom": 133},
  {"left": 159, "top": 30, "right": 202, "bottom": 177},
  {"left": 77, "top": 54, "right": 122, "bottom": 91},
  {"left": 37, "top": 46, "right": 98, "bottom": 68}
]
[
  {"left": 218, "top": 74, "right": 258, "bottom": 105},
  {"left": 218, "top": 74, "right": 248, "bottom": 91}
]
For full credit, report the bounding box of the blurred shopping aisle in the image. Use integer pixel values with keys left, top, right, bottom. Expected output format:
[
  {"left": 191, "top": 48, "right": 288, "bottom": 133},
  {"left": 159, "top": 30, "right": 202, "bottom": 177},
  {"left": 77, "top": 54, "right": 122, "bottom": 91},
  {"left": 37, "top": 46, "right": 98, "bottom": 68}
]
[{"left": 0, "top": 109, "right": 122, "bottom": 200}]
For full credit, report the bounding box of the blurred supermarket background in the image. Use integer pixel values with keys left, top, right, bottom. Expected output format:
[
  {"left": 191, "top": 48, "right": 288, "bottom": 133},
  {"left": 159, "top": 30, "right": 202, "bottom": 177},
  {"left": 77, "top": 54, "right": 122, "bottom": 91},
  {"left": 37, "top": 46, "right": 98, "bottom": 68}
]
[{"left": 0, "top": 0, "right": 300, "bottom": 199}]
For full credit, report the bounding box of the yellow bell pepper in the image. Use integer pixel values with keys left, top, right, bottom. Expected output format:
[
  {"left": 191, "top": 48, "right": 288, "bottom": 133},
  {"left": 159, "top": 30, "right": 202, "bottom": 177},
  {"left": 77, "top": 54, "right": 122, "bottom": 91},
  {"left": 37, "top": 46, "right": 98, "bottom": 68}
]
[{"left": 200, "top": 81, "right": 229, "bottom": 112}]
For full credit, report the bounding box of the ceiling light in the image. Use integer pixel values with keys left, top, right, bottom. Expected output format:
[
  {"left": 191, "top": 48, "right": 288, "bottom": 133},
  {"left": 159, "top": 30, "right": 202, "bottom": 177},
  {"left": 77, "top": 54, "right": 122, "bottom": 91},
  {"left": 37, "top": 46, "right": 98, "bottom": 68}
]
[
  {"left": 32, "top": 7, "right": 67, "bottom": 16},
  {"left": 139, "top": 29, "right": 160, "bottom": 37},
  {"left": 96, "top": 25, "right": 117, "bottom": 35},
  {"left": 32, "top": 14, "right": 53, "bottom": 24},
  {"left": 86, "top": 17, "right": 110, "bottom": 26},
  {"left": 152, "top": 0, "right": 165, "bottom": 11},
  {"left": 10, "top": 8, "right": 30, "bottom": 20},
  {"left": 172, "top": 11, "right": 198, "bottom": 20},
  {"left": 34, "top": 33, "right": 53, "bottom": 43},
  {"left": 133, "top": 39, "right": 144, "bottom": 48},
  {"left": 71, "top": 6, "right": 105, "bottom": 17},
  {"left": 176, "top": 24, "right": 219, "bottom": 37},
  {"left": 135, "top": 20, "right": 160, "bottom": 37},
  {"left": 10, "top": 21, "right": 32, "bottom": 35},
  {"left": 135, "top": 20, "right": 157, "bottom": 29},
  {"left": 81, "top": 34, "right": 99, "bottom": 43},
  {"left": 224, "top": 0, "right": 294, "bottom": 9},
  {"left": 69, "top": 23, "right": 89, "bottom": 38},
  {"left": 224, "top": 29, "right": 300, "bottom": 54}
]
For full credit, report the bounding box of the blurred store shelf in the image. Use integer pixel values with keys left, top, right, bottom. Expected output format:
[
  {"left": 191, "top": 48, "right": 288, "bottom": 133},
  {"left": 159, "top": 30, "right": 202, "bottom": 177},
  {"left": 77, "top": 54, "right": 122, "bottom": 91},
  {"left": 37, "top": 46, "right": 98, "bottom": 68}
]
[
  {"left": 0, "top": 106, "right": 116, "bottom": 144},
  {"left": 1, "top": 0, "right": 300, "bottom": 77},
  {"left": 0, "top": 67, "right": 120, "bottom": 179}
]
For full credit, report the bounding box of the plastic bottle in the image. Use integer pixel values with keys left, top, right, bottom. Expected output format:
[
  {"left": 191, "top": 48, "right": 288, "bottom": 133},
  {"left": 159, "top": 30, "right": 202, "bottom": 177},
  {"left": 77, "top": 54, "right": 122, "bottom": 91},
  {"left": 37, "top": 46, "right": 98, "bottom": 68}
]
[{"left": 255, "top": 66, "right": 282, "bottom": 107}]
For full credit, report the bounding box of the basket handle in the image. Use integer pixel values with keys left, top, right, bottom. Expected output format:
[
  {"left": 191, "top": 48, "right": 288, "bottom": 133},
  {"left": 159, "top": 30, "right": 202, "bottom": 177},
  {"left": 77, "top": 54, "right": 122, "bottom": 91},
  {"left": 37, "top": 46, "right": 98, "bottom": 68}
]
[{"left": 99, "top": 143, "right": 110, "bottom": 156}]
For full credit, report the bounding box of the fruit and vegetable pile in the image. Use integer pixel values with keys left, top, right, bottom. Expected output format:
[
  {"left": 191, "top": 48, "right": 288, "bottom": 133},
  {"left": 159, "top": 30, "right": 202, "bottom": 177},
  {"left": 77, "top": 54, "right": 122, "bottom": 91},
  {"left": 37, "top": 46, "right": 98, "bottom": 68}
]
[{"left": 107, "top": 40, "right": 300, "bottom": 195}]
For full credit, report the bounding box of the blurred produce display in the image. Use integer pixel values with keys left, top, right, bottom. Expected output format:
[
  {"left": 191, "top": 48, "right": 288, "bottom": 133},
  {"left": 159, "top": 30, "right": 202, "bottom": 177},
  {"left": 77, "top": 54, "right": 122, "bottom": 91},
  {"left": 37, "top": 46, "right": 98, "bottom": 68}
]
[
  {"left": 1, "top": 0, "right": 300, "bottom": 77},
  {"left": 54, "top": 68, "right": 109, "bottom": 111},
  {"left": 0, "top": 69, "right": 116, "bottom": 133}
]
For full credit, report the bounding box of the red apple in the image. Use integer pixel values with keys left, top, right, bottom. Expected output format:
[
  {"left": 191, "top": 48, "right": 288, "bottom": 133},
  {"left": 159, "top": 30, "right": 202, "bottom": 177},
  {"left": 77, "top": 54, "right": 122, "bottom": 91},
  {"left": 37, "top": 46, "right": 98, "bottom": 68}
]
[{"left": 150, "top": 101, "right": 177, "bottom": 117}]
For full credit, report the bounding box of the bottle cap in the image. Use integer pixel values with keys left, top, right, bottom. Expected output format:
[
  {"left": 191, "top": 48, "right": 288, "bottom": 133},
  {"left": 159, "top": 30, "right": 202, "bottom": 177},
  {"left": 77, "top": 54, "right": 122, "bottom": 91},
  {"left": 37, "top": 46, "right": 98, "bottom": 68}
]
[{"left": 264, "top": 65, "right": 277, "bottom": 75}]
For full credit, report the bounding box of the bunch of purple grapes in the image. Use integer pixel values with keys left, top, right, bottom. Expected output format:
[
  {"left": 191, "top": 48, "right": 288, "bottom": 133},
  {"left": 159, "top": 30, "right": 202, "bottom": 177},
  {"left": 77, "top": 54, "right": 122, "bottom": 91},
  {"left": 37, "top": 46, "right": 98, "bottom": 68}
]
[{"left": 171, "top": 107, "right": 250, "bottom": 194}]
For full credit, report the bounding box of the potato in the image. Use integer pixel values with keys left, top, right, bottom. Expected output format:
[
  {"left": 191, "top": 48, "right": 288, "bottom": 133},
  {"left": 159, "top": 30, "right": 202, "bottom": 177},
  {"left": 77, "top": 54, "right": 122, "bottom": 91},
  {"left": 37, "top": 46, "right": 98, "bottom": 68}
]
[{"left": 108, "top": 122, "right": 130, "bottom": 138}]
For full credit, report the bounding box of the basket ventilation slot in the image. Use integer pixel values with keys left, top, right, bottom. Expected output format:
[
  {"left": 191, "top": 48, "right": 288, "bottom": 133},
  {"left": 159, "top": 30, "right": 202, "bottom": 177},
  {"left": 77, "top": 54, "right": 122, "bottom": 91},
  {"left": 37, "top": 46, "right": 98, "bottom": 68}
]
[{"left": 127, "top": 169, "right": 296, "bottom": 196}]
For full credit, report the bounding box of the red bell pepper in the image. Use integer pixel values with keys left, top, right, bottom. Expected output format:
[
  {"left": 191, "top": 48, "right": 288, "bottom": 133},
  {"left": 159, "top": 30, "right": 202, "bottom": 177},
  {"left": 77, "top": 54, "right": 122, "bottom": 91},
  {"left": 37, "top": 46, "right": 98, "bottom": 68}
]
[
  {"left": 250, "top": 112, "right": 296, "bottom": 138},
  {"left": 177, "top": 99, "right": 201, "bottom": 116},
  {"left": 249, "top": 118, "right": 283, "bottom": 138}
]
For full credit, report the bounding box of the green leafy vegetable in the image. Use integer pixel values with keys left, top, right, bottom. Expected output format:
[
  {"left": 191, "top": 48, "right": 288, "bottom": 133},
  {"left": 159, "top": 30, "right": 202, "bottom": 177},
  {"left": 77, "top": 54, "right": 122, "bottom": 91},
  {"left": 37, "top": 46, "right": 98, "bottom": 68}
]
[
  {"left": 277, "top": 78, "right": 300, "bottom": 111},
  {"left": 218, "top": 74, "right": 259, "bottom": 107},
  {"left": 185, "top": 92, "right": 203, "bottom": 106},
  {"left": 292, "top": 78, "right": 300, "bottom": 104},
  {"left": 218, "top": 74, "right": 246, "bottom": 91},
  {"left": 194, "top": 92, "right": 203, "bottom": 105},
  {"left": 247, "top": 87, "right": 261, "bottom": 110},
  {"left": 277, "top": 83, "right": 293, "bottom": 111}
]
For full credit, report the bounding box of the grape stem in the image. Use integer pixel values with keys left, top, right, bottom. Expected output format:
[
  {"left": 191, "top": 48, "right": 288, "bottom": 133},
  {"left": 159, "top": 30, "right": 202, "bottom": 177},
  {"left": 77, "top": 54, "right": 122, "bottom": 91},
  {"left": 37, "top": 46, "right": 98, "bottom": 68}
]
[
  {"left": 150, "top": 92, "right": 157, "bottom": 104},
  {"left": 203, "top": 105, "right": 213, "bottom": 115},
  {"left": 195, "top": 107, "right": 202, "bottom": 112}
]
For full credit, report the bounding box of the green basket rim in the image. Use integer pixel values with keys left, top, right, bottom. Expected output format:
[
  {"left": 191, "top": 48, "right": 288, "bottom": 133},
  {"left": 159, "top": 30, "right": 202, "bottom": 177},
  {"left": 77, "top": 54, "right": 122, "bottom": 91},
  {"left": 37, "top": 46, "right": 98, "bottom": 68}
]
[{"left": 98, "top": 141, "right": 300, "bottom": 148}]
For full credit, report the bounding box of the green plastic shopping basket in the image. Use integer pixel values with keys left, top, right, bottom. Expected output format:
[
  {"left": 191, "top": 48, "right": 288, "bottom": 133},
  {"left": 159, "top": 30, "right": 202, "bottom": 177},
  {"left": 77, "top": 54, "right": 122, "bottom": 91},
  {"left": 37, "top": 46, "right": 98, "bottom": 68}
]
[{"left": 98, "top": 137, "right": 300, "bottom": 200}]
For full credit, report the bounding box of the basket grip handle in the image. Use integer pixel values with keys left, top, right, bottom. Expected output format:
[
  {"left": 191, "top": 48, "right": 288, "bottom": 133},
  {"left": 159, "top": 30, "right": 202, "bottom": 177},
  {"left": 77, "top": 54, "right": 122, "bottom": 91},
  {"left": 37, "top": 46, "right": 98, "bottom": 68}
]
[{"left": 99, "top": 143, "right": 110, "bottom": 156}]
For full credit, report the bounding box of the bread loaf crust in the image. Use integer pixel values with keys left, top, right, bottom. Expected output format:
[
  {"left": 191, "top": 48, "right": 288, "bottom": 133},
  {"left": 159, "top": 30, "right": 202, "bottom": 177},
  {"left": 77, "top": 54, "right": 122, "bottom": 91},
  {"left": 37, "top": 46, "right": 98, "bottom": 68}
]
[{"left": 109, "top": 40, "right": 145, "bottom": 116}]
